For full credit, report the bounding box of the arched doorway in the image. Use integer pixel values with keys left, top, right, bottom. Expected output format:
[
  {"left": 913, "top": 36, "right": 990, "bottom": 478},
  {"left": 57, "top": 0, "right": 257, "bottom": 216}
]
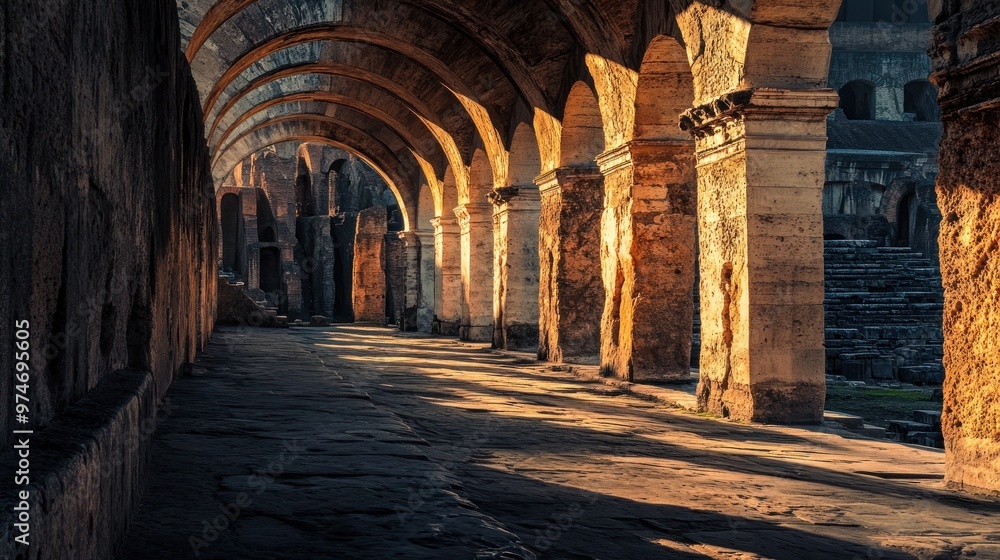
[
  {"left": 839, "top": 80, "right": 876, "bottom": 120},
  {"left": 220, "top": 193, "right": 244, "bottom": 274}
]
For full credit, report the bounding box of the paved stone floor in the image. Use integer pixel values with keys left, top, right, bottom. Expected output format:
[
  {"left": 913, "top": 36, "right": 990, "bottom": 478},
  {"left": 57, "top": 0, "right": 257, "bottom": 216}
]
[{"left": 120, "top": 326, "right": 1000, "bottom": 560}]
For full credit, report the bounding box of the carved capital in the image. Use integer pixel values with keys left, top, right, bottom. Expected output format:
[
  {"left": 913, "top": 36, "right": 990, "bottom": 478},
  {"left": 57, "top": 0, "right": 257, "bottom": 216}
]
[
  {"left": 488, "top": 186, "right": 521, "bottom": 206},
  {"left": 680, "top": 88, "right": 839, "bottom": 139}
]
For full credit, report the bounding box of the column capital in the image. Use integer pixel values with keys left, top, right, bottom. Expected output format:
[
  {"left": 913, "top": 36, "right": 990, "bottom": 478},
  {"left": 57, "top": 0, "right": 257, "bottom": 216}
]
[
  {"left": 679, "top": 88, "right": 840, "bottom": 139},
  {"left": 534, "top": 166, "right": 603, "bottom": 195},
  {"left": 596, "top": 139, "right": 694, "bottom": 175},
  {"left": 397, "top": 231, "right": 420, "bottom": 245},
  {"left": 453, "top": 203, "right": 493, "bottom": 224},
  {"left": 488, "top": 186, "right": 541, "bottom": 207},
  {"left": 429, "top": 217, "right": 459, "bottom": 235}
]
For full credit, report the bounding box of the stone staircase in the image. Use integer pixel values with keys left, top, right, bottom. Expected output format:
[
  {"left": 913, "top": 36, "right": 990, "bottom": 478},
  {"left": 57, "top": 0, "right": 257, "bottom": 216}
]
[
  {"left": 888, "top": 410, "right": 944, "bottom": 449},
  {"left": 824, "top": 240, "right": 944, "bottom": 384},
  {"left": 691, "top": 241, "right": 944, "bottom": 385}
]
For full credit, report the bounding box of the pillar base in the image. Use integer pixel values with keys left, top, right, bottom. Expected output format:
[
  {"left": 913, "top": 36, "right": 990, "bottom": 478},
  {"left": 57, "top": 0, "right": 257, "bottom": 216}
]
[
  {"left": 696, "top": 378, "right": 825, "bottom": 424},
  {"left": 460, "top": 325, "right": 493, "bottom": 342},
  {"left": 433, "top": 318, "right": 460, "bottom": 337},
  {"left": 504, "top": 323, "right": 539, "bottom": 352}
]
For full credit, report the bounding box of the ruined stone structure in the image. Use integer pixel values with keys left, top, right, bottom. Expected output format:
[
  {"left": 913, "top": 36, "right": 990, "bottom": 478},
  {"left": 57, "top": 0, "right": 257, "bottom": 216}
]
[
  {"left": 215, "top": 143, "right": 404, "bottom": 323},
  {"left": 4, "top": 1, "right": 1000, "bottom": 557}
]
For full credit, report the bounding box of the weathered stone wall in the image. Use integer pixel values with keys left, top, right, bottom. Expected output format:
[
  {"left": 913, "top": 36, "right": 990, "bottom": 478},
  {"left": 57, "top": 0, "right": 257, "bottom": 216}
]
[
  {"left": 537, "top": 168, "right": 604, "bottom": 363},
  {"left": 599, "top": 142, "right": 697, "bottom": 383},
  {"left": 385, "top": 232, "right": 407, "bottom": 326},
  {"left": 930, "top": 0, "right": 1000, "bottom": 492},
  {"left": 0, "top": 0, "right": 216, "bottom": 557},
  {"left": 491, "top": 188, "right": 540, "bottom": 351},
  {"left": 353, "top": 207, "right": 388, "bottom": 323}
]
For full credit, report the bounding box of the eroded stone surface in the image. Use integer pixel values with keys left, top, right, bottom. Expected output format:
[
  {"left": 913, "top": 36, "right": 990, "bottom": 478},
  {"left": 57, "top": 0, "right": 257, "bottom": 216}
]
[
  {"left": 117, "top": 328, "right": 532, "bottom": 560},
  {"left": 302, "top": 326, "right": 1000, "bottom": 560},
  {"left": 352, "top": 206, "right": 388, "bottom": 323}
]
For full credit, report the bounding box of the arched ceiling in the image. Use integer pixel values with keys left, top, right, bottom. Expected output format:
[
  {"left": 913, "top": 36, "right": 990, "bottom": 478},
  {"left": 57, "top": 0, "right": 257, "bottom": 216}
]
[
  {"left": 176, "top": 0, "right": 640, "bottom": 212},
  {"left": 178, "top": 0, "right": 837, "bottom": 221}
]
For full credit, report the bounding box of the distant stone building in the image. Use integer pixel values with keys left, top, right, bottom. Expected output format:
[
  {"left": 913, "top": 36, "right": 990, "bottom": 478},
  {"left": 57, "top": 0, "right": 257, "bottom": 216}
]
[
  {"left": 821, "top": 3, "right": 945, "bottom": 384},
  {"left": 216, "top": 142, "right": 405, "bottom": 324}
]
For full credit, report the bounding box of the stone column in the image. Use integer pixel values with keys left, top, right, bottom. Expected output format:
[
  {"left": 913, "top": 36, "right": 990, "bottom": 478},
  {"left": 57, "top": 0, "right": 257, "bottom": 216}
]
[
  {"left": 597, "top": 140, "right": 697, "bottom": 382},
  {"left": 385, "top": 233, "right": 407, "bottom": 326},
  {"left": 490, "top": 187, "right": 541, "bottom": 350},
  {"left": 680, "top": 88, "right": 838, "bottom": 424},
  {"left": 352, "top": 206, "right": 387, "bottom": 323},
  {"left": 535, "top": 168, "right": 604, "bottom": 363},
  {"left": 931, "top": 10, "right": 1000, "bottom": 493},
  {"left": 455, "top": 203, "right": 494, "bottom": 342},
  {"left": 414, "top": 230, "right": 436, "bottom": 333},
  {"left": 431, "top": 216, "right": 462, "bottom": 335},
  {"left": 399, "top": 232, "right": 421, "bottom": 332}
]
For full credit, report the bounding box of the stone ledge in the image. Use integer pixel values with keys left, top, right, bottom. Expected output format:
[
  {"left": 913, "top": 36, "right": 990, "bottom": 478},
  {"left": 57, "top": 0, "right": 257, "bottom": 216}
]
[{"left": 0, "top": 369, "right": 160, "bottom": 560}]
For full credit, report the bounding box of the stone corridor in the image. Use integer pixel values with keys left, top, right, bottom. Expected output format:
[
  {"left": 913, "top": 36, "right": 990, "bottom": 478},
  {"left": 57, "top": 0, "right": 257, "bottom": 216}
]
[{"left": 119, "top": 327, "right": 1000, "bottom": 560}]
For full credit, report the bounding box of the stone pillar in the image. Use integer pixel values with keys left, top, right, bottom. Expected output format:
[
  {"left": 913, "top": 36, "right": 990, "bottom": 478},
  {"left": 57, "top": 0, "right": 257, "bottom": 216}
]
[
  {"left": 597, "top": 140, "right": 697, "bottom": 382},
  {"left": 352, "top": 206, "right": 387, "bottom": 323},
  {"left": 399, "top": 232, "right": 421, "bottom": 332},
  {"left": 283, "top": 244, "right": 304, "bottom": 320},
  {"left": 455, "top": 203, "right": 494, "bottom": 341},
  {"left": 431, "top": 216, "right": 462, "bottom": 335},
  {"left": 536, "top": 168, "right": 604, "bottom": 363},
  {"left": 415, "top": 230, "right": 436, "bottom": 333},
  {"left": 931, "top": 9, "right": 1000, "bottom": 492},
  {"left": 490, "top": 187, "right": 541, "bottom": 350},
  {"left": 680, "top": 89, "right": 838, "bottom": 424},
  {"left": 385, "top": 233, "right": 407, "bottom": 326}
]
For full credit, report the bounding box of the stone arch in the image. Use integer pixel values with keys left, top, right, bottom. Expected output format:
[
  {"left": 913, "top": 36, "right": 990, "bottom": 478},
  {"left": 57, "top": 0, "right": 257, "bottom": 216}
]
[
  {"left": 879, "top": 178, "right": 917, "bottom": 226},
  {"left": 560, "top": 81, "right": 605, "bottom": 168},
  {"left": 634, "top": 35, "right": 694, "bottom": 142},
  {"left": 508, "top": 122, "right": 542, "bottom": 187},
  {"left": 255, "top": 189, "right": 277, "bottom": 242},
  {"left": 839, "top": 80, "right": 876, "bottom": 120},
  {"left": 599, "top": 33, "right": 698, "bottom": 383},
  {"left": 215, "top": 132, "right": 416, "bottom": 233},
  {"left": 417, "top": 182, "right": 436, "bottom": 231},
  {"left": 468, "top": 148, "right": 493, "bottom": 204},
  {"left": 219, "top": 193, "right": 244, "bottom": 275},
  {"left": 904, "top": 79, "right": 940, "bottom": 122}
]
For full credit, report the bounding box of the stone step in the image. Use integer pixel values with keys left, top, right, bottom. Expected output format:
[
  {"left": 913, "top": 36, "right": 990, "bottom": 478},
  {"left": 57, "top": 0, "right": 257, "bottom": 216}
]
[
  {"left": 912, "top": 409, "right": 942, "bottom": 430},
  {"left": 824, "top": 411, "right": 865, "bottom": 430},
  {"left": 887, "top": 420, "right": 934, "bottom": 440}
]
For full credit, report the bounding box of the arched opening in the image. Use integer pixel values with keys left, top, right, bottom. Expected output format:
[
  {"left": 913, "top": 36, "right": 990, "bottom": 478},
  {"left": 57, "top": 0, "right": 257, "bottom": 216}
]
[
  {"left": 220, "top": 193, "right": 243, "bottom": 274},
  {"left": 295, "top": 157, "right": 314, "bottom": 217},
  {"left": 508, "top": 122, "right": 542, "bottom": 187},
  {"left": 904, "top": 80, "right": 940, "bottom": 122},
  {"left": 256, "top": 189, "right": 277, "bottom": 242},
  {"left": 610, "top": 33, "right": 697, "bottom": 382},
  {"left": 560, "top": 81, "right": 605, "bottom": 168},
  {"left": 259, "top": 247, "right": 281, "bottom": 293},
  {"left": 824, "top": 233, "right": 847, "bottom": 241},
  {"left": 896, "top": 192, "right": 916, "bottom": 247},
  {"left": 839, "top": 80, "right": 876, "bottom": 120},
  {"left": 328, "top": 159, "right": 347, "bottom": 214},
  {"left": 259, "top": 226, "right": 275, "bottom": 243}
]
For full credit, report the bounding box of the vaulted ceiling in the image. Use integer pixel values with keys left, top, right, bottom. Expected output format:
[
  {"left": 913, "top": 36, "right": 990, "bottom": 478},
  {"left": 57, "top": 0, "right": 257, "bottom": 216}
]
[
  {"left": 177, "top": 0, "right": 841, "bottom": 223},
  {"left": 175, "top": 0, "right": 673, "bottom": 216}
]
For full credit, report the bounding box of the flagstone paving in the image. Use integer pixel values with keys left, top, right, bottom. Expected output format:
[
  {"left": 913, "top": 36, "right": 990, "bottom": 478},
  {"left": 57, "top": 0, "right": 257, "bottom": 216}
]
[{"left": 120, "top": 325, "right": 1000, "bottom": 560}]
